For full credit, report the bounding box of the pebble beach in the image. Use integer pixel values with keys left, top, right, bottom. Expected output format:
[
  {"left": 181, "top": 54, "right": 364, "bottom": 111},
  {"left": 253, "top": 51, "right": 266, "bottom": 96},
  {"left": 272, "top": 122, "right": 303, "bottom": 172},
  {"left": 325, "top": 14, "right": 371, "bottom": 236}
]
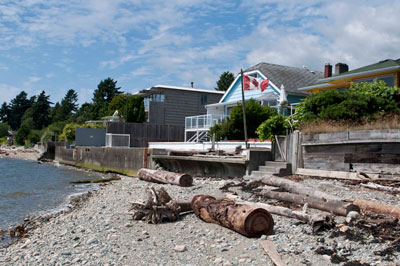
[{"left": 0, "top": 147, "right": 399, "bottom": 265}]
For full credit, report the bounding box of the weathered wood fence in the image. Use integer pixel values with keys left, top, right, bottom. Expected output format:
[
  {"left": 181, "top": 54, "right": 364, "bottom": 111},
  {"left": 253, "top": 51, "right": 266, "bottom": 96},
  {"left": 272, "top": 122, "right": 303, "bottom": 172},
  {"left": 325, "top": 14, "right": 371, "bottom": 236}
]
[{"left": 106, "top": 122, "right": 184, "bottom": 147}]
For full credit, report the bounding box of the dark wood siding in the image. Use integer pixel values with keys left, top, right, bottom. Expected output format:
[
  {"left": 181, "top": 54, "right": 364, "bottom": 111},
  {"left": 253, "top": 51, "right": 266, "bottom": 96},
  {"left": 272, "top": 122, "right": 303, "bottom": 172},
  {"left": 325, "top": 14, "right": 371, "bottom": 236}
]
[{"left": 148, "top": 88, "right": 223, "bottom": 126}]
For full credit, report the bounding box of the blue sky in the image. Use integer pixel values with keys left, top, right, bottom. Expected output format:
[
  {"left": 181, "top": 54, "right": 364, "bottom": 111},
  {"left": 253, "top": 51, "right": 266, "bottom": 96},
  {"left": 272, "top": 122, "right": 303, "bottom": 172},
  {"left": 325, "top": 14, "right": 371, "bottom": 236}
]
[{"left": 0, "top": 0, "right": 399, "bottom": 105}]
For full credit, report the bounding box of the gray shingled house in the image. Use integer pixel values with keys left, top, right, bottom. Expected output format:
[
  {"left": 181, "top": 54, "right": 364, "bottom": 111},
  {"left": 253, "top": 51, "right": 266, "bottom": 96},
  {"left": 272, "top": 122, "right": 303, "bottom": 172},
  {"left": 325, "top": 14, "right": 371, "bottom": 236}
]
[{"left": 136, "top": 85, "right": 224, "bottom": 126}]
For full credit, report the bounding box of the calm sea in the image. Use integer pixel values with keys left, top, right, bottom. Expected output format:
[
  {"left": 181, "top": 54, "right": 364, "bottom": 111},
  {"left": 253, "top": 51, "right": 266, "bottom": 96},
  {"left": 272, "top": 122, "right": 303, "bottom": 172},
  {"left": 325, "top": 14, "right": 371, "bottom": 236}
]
[{"left": 0, "top": 158, "right": 99, "bottom": 231}]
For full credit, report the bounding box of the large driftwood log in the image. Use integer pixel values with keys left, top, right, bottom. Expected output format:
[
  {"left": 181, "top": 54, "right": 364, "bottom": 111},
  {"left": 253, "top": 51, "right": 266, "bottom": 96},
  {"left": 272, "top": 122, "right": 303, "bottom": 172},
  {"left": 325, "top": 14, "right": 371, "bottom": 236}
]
[
  {"left": 191, "top": 195, "right": 274, "bottom": 237},
  {"left": 261, "top": 175, "right": 342, "bottom": 201},
  {"left": 259, "top": 190, "right": 359, "bottom": 216},
  {"left": 354, "top": 199, "right": 400, "bottom": 218},
  {"left": 237, "top": 200, "right": 333, "bottom": 231},
  {"left": 138, "top": 168, "right": 193, "bottom": 187}
]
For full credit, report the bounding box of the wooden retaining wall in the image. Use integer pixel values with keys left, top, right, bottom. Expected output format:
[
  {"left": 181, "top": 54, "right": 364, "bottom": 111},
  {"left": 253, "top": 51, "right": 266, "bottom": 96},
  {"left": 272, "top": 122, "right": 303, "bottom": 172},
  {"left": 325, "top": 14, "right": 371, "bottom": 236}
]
[{"left": 298, "top": 129, "right": 400, "bottom": 175}]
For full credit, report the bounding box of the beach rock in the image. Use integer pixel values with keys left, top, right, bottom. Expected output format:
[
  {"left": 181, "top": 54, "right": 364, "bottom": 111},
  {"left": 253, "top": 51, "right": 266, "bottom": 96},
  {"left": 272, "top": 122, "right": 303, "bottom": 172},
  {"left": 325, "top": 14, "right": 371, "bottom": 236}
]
[{"left": 174, "top": 245, "right": 187, "bottom": 252}]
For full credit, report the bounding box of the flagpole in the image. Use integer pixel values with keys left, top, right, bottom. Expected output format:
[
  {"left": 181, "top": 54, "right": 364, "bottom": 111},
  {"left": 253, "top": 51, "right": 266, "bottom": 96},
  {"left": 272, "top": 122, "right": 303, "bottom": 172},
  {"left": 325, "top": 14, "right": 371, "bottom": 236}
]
[{"left": 240, "top": 69, "right": 248, "bottom": 149}]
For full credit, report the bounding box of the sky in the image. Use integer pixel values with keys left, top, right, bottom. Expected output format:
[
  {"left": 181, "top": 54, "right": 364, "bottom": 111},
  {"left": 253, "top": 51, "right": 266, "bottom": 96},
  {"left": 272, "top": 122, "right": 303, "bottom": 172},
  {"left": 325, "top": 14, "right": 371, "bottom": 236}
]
[{"left": 0, "top": 0, "right": 399, "bottom": 106}]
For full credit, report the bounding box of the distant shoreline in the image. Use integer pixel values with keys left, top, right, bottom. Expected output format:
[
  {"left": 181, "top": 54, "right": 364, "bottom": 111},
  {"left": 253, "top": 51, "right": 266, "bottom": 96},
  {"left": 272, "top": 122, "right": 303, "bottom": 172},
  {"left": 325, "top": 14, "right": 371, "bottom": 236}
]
[{"left": 0, "top": 146, "right": 40, "bottom": 161}]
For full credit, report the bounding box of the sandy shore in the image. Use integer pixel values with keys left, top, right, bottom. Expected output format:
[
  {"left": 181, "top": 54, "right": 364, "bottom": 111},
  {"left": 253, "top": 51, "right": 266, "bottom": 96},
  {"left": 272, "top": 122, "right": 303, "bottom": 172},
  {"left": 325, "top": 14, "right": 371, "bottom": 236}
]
[
  {"left": 0, "top": 146, "right": 40, "bottom": 161},
  {"left": 1, "top": 169, "right": 399, "bottom": 265}
]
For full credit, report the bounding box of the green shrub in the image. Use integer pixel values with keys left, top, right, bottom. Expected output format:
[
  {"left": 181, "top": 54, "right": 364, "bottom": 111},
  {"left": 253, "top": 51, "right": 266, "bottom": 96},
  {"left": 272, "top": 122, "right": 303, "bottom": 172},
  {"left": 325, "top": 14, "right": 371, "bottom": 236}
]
[
  {"left": 210, "top": 99, "right": 277, "bottom": 140},
  {"left": 0, "top": 123, "right": 9, "bottom": 138},
  {"left": 256, "top": 115, "right": 289, "bottom": 141},
  {"left": 26, "top": 130, "right": 40, "bottom": 146},
  {"left": 295, "top": 81, "right": 400, "bottom": 124},
  {"left": 16, "top": 124, "right": 31, "bottom": 145}
]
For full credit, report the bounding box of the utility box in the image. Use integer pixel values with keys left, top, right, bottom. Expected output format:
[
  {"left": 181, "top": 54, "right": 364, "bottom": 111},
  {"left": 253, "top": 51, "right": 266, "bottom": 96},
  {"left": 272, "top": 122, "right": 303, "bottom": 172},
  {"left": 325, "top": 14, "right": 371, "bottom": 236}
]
[{"left": 75, "top": 128, "right": 106, "bottom": 147}]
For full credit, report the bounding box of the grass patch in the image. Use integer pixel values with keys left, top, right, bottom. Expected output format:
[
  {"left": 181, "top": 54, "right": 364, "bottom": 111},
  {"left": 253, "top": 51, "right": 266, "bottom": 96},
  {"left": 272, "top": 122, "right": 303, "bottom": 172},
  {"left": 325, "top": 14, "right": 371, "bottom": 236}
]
[{"left": 299, "top": 114, "right": 400, "bottom": 134}]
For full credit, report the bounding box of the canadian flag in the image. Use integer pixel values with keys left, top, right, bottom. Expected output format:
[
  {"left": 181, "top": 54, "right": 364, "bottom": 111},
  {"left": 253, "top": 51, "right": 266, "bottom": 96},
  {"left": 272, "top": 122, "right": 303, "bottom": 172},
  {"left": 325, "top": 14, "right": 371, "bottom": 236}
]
[{"left": 243, "top": 75, "right": 269, "bottom": 92}]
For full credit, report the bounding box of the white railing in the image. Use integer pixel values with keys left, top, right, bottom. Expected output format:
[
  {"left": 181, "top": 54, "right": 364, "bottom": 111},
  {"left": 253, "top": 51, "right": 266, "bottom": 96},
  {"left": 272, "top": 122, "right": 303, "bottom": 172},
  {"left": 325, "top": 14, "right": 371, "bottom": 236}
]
[
  {"left": 185, "top": 114, "right": 226, "bottom": 130},
  {"left": 106, "top": 133, "right": 130, "bottom": 147}
]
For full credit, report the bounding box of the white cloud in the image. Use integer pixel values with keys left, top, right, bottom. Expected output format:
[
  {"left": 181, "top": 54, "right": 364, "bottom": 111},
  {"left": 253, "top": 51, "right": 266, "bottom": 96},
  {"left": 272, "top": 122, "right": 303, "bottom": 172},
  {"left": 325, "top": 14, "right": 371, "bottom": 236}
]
[
  {"left": 0, "top": 83, "right": 21, "bottom": 103},
  {"left": 23, "top": 76, "right": 42, "bottom": 86}
]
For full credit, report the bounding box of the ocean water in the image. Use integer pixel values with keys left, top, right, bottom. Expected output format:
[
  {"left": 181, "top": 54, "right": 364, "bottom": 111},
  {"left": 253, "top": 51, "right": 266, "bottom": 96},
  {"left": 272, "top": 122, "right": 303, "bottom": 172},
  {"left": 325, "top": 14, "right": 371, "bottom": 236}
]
[{"left": 0, "top": 158, "right": 99, "bottom": 230}]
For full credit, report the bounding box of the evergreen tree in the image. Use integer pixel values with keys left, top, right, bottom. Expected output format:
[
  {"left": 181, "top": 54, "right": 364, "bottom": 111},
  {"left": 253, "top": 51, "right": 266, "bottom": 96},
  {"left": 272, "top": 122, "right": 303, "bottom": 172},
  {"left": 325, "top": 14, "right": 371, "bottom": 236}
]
[
  {"left": 215, "top": 71, "right": 235, "bottom": 91},
  {"left": 60, "top": 89, "right": 78, "bottom": 116},
  {"left": 0, "top": 102, "right": 10, "bottom": 124},
  {"left": 52, "top": 89, "right": 79, "bottom": 122},
  {"left": 9, "top": 91, "right": 32, "bottom": 130},
  {"left": 92, "top": 78, "right": 123, "bottom": 119},
  {"left": 31, "top": 91, "right": 52, "bottom": 129}
]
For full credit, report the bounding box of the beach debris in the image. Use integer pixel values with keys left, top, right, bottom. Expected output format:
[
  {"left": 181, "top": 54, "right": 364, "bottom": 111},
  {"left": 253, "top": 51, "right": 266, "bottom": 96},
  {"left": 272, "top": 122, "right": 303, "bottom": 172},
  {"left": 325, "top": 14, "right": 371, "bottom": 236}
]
[
  {"left": 295, "top": 168, "right": 380, "bottom": 181},
  {"left": 258, "top": 190, "right": 359, "bottom": 216},
  {"left": 128, "top": 187, "right": 192, "bottom": 224},
  {"left": 235, "top": 200, "right": 333, "bottom": 232},
  {"left": 9, "top": 224, "right": 27, "bottom": 238},
  {"left": 138, "top": 168, "right": 193, "bottom": 187},
  {"left": 260, "top": 240, "right": 287, "bottom": 266},
  {"left": 191, "top": 195, "right": 274, "bottom": 237},
  {"left": 354, "top": 199, "right": 400, "bottom": 218},
  {"left": 261, "top": 175, "right": 342, "bottom": 201}
]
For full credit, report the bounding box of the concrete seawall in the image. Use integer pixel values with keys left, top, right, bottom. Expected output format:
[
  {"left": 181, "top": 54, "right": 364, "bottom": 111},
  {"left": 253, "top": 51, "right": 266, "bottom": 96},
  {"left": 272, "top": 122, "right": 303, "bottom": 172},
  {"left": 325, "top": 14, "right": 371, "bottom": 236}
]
[{"left": 55, "top": 143, "right": 152, "bottom": 176}]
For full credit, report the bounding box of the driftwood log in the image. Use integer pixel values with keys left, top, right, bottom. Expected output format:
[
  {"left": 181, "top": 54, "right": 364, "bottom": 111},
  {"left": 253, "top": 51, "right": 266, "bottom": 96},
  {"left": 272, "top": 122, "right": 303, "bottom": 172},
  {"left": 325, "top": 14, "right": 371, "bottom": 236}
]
[
  {"left": 354, "top": 199, "right": 400, "bottom": 218},
  {"left": 138, "top": 168, "right": 193, "bottom": 187},
  {"left": 128, "top": 187, "right": 192, "bottom": 223},
  {"left": 361, "top": 182, "right": 400, "bottom": 193},
  {"left": 259, "top": 190, "right": 360, "bottom": 216},
  {"left": 237, "top": 200, "right": 333, "bottom": 231},
  {"left": 261, "top": 175, "right": 342, "bottom": 201},
  {"left": 191, "top": 195, "right": 274, "bottom": 237}
]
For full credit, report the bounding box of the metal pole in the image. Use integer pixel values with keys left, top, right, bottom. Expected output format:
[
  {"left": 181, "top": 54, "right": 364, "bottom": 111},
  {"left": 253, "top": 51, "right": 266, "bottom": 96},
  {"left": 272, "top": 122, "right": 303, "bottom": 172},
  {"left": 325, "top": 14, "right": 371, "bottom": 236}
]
[{"left": 240, "top": 69, "right": 248, "bottom": 149}]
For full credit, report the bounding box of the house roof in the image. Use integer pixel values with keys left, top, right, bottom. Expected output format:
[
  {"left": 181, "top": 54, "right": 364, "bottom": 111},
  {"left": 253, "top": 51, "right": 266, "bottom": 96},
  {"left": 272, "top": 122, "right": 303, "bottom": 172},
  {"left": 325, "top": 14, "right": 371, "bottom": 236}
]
[
  {"left": 335, "top": 58, "right": 400, "bottom": 77},
  {"left": 244, "top": 62, "right": 322, "bottom": 95},
  {"left": 136, "top": 85, "right": 225, "bottom": 96}
]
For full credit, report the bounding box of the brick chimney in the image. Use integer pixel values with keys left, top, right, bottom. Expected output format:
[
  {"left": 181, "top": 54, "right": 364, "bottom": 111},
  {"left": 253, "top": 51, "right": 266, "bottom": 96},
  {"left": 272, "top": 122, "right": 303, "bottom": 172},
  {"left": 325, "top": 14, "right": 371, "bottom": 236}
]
[
  {"left": 324, "top": 63, "right": 332, "bottom": 78},
  {"left": 335, "top": 63, "right": 349, "bottom": 75}
]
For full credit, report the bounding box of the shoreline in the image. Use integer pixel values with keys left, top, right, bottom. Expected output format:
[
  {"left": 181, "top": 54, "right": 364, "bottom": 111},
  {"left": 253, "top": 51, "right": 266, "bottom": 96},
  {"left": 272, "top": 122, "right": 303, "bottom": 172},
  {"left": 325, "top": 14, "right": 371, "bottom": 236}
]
[
  {"left": 0, "top": 149, "right": 111, "bottom": 249},
  {"left": 0, "top": 146, "right": 41, "bottom": 161}
]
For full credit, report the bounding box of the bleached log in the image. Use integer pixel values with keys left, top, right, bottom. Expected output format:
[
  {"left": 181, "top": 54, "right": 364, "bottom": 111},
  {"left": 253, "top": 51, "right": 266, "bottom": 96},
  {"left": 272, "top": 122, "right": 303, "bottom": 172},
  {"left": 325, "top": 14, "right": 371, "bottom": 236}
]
[
  {"left": 259, "top": 190, "right": 359, "bottom": 216},
  {"left": 138, "top": 168, "right": 193, "bottom": 187},
  {"left": 261, "top": 175, "right": 342, "bottom": 201}
]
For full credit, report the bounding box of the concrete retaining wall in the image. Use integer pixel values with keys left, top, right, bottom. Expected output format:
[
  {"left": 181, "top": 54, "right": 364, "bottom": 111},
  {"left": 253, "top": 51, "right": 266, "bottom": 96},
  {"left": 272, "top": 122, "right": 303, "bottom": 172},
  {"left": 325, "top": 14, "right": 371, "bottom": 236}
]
[
  {"left": 301, "top": 129, "right": 400, "bottom": 175},
  {"left": 55, "top": 143, "right": 152, "bottom": 176}
]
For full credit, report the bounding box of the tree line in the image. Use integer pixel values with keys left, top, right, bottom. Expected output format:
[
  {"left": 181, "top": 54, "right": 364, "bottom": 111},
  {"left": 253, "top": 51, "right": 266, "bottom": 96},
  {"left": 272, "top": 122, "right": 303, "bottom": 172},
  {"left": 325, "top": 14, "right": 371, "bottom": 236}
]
[{"left": 0, "top": 78, "right": 145, "bottom": 146}]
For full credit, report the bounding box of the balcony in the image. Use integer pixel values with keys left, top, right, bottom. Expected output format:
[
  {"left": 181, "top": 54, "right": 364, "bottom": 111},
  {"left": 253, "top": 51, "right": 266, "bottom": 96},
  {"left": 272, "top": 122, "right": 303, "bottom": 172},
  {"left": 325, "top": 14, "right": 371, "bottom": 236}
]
[{"left": 185, "top": 114, "right": 226, "bottom": 131}]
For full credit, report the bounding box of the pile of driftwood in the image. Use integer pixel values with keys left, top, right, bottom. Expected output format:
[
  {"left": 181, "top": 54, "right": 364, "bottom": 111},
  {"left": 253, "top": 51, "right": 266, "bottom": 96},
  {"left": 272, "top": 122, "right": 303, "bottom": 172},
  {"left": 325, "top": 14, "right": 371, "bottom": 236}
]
[
  {"left": 130, "top": 168, "right": 400, "bottom": 232},
  {"left": 127, "top": 186, "right": 274, "bottom": 237}
]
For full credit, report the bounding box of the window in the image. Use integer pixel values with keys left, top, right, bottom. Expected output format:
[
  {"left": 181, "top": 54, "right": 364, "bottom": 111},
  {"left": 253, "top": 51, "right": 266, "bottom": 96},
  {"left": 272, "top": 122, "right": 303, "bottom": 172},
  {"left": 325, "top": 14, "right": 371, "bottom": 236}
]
[
  {"left": 201, "top": 95, "right": 207, "bottom": 105},
  {"left": 354, "top": 74, "right": 394, "bottom": 87}
]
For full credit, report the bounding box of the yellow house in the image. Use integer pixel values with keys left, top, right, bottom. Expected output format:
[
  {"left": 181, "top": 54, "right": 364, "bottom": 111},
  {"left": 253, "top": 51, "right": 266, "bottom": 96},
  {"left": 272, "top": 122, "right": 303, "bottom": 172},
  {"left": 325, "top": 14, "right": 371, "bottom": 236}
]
[{"left": 298, "top": 59, "right": 400, "bottom": 93}]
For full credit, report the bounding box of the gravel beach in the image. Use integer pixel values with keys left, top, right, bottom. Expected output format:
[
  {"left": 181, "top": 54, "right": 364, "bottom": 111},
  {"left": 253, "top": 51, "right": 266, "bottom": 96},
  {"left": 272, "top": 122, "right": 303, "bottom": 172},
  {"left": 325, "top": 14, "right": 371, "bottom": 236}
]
[
  {"left": 0, "top": 146, "right": 40, "bottom": 161},
  {"left": 1, "top": 171, "right": 399, "bottom": 266}
]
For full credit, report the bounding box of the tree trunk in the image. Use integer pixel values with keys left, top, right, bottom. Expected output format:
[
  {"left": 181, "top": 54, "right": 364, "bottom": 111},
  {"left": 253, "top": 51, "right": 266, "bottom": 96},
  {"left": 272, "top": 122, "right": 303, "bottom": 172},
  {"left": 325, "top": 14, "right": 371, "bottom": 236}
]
[
  {"left": 191, "top": 195, "right": 274, "bottom": 237},
  {"left": 138, "top": 168, "right": 193, "bottom": 187},
  {"left": 261, "top": 175, "right": 342, "bottom": 201},
  {"left": 354, "top": 199, "right": 400, "bottom": 218},
  {"left": 259, "top": 190, "right": 359, "bottom": 216},
  {"left": 237, "top": 200, "right": 333, "bottom": 230}
]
